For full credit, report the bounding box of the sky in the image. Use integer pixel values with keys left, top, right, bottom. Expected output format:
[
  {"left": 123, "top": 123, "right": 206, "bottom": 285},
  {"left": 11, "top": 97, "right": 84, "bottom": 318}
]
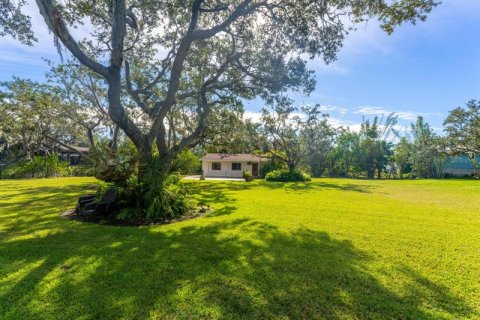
[{"left": 1, "top": 0, "right": 479, "bottom": 134}]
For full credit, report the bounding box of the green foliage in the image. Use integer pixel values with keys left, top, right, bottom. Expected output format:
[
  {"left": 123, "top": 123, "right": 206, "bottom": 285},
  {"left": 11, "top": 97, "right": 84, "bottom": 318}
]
[
  {"left": 67, "top": 165, "right": 94, "bottom": 177},
  {"left": 243, "top": 170, "right": 254, "bottom": 182},
  {"left": 141, "top": 157, "right": 197, "bottom": 222},
  {"left": 0, "top": 0, "right": 36, "bottom": 45},
  {"left": 259, "top": 158, "right": 286, "bottom": 178},
  {"left": 116, "top": 207, "right": 143, "bottom": 221},
  {"left": 0, "top": 78, "right": 87, "bottom": 162},
  {"left": 94, "top": 180, "right": 117, "bottom": 200},
  {"left": 170, "top": 149, "right": 200, "bottom": 175},
  {"left": 444, "top": 100, "right": 480, "bottom": 155},
  {"left": 144, "top": 174, "right": 197, "bottom": 221},
  {"left": 330, "top": 130, "right": 362, "bottom": 178},
  {"left": 3, "top": 154, "right": 69, "bottom": 178},
  {"left": 394, "top": 137, "right": 414, "bottom": 177},
  {"left": 262, "top": 104, "right": 329, "bottom": 171},
  {"left": 265, "top": 169, "right": 311, "bottom": 182},
  {"left": 330, "top": 115, "right": 397, "bottom": 179},
  {"left": 410, "top": 116, "right": 445, "bottom": 178},
  {"left": 2, "top": 177, "right": 479, "bottom": 319},
  {"left": 91, "top": 141, "right": 137, "bottom": 183}
]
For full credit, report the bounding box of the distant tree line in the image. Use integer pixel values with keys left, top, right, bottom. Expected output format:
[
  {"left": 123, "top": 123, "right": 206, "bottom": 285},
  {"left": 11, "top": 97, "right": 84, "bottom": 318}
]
[
  {"left": 2, "top": 76, "right": 479, "bottom": 180},
  {"left": 200, "top": 100, "right": 480, "bottom": 180}
]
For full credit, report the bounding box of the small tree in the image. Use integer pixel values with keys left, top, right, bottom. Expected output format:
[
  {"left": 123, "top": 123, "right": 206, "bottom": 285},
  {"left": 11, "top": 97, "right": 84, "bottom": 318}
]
[
  {"left": 358, "top": 114, "right": 398, "bottom": 179},
  {"left": 394, "top": 137, "right": 413, "bottom": 178},
  {"left": 330, "top": 129, "right": 362, "bottom": 178},
  {"left": 261, "top": 103, "right": 329, "bottom": 171},
  {"left": 410, "top": 116, "right": 443, "bottom": 178},
  {"left": 444, "top": 100, "right": 480, "bottom": 174}
]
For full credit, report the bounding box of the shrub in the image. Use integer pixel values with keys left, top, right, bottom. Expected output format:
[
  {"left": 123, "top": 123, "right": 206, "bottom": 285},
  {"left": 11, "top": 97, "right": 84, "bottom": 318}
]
[
  {"left": 91, "top": 142, "right": 137, "bottom": 183},
  {"left": 170, "top": 149, "right": 201, "bottom": 175},
  {"left": 265, "top": 169, "right": 311, "bottom": 182},
  {"left": 259, "top": 158, "right": 286, "bottom": 177},
  {"left": 95, "top": 181, "right": 117, "bottom": 199},
  {"left": 4, "top": 154, "right": 69, "bottom": 179},
  {"left": 144, "top": 173, "right": 197, "bottom": 221},
  {"left": 68, "top": 165, "right": 94, "bottom": 177},
  {"left": 243, "top": 170, "right": 254, "bottom": 182}
]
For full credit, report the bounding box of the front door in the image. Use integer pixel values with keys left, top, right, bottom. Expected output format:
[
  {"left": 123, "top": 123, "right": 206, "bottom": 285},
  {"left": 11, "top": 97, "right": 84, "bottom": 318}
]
[{"left": 252, "top": 163, "right": 259, "bottom": 177}]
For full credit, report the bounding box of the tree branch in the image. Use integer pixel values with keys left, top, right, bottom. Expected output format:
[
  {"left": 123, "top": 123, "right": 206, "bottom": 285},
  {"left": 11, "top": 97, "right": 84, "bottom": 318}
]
[{"left": 35, "top": 0, "right": 109, "bottom": 78}]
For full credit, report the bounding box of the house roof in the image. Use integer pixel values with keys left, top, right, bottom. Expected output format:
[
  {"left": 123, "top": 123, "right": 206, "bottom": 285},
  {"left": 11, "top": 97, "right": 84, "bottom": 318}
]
[
  {"left": 57, "top": 146, "right": 90, "bottom": 153},
  {"left": 201, "top": 153, "right": 262, "bottom": 162}
]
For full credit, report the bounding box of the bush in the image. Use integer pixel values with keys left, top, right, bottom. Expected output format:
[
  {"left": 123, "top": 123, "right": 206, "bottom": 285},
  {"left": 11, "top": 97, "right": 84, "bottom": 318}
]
[
  {"left": 259, "top": 158, "right": 286, "bottom": 178},
  {"left": 115, "top": 157, "right": 197, "bottom": 222},
  {"left": 144, "top": 173, "right": 197, "bottom": 222},
  {"left": 91, "top": 141, "right": 137, "bottom": 183},
  {"left": 68, "top": 165, "right": 94, "bottom": 177},
  {"left": 243, "top": 170, "right": 254, "bottom": 182},
  {"left": 265, "top": 169, "right": 311, "bottom": 182},
  {"left": 171, "top": 149, "right": 201, "bottom": 175},
  {"left": 3, "top": 154, "right": 69, "bottom": 179}
]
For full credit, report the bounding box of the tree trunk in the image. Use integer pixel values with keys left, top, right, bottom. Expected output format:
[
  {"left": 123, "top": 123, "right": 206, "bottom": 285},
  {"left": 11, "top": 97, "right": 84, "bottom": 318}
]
[
  {"left": 110, "top": 125, "right": 120, "bottom": 151},
  {"left": 367, "top": 168, "right": 374, "bottom": 179},
  {"left": 87, "top": 128, "right": 96, "bottom": 150},
  {"left": 137, "top": 144, "right": 152, "bottom": 183},
  {"left": 288, "top": 162, "right": 296, "bottom": 171}
]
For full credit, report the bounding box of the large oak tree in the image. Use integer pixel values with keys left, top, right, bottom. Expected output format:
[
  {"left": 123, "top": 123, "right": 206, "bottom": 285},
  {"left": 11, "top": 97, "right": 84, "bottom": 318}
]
[{"left": 27, "top": 0, "right": 437, "bottom": 181}]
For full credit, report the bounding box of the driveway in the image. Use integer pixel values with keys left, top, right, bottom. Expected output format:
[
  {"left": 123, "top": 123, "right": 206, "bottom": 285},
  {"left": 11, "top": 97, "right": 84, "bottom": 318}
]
[{"left": 183, "top": 175, "right": 245, "bottom": 181}]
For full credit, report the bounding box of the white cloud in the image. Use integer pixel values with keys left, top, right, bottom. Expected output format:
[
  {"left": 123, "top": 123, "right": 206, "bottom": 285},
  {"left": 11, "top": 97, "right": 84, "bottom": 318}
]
[
  {"left": 243, "top": 111, "right": 262, "bottom": 123},
  {"left": 317, "top": 105, "right": 348, "bottom": 115},
  {"left": 354, "top": 106, "right": 443, "bottom": 121},
  {"left": 327, "top": 117, "right": 361, "bottom": 131}
]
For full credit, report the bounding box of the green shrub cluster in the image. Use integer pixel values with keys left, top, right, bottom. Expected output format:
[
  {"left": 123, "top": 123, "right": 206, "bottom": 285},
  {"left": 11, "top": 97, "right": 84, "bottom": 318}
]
[
  {"left": 265, "top": 169, "right": 311, "bottom": 182},
  {"left": 144, "top": 173, "right": 197, "bottom": 221},
  {"left": 3, "top": 155, "right": 69, "bottom": 179},
  {"left": 259, "top": 158, "right": 286, "bottom": 178},
  {"left": 114, "top": 158, "right": 197, "bottom": 222},
  {"left": 91, "top": 143, "right": 137, "bottom": 183},
  {"left": 68, "top": 165, "right": 94, "bottom": 177},
  {"left": 243, "top": 170, "right": 254, "bottom": 182}
]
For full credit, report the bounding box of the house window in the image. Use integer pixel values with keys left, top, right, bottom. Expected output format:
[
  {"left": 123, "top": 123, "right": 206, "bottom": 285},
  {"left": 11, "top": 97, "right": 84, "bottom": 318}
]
[
  {"left": 232, "top": 163, "right": 242, "bottom": 171},
  {"left": 212, "top": 162, "right": 221, "bottom": 170}
]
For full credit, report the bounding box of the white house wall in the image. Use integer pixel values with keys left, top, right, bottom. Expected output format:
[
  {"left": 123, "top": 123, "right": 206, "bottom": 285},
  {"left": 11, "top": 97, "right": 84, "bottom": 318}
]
[{"left": 202, "top": 161, "right": 259, "bottom": 178}]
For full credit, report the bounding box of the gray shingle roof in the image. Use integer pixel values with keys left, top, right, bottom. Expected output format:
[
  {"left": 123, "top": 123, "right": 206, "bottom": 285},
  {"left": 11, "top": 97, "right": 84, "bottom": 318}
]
[{"left": 201, "top": 153, "right": 261, "bottom": 162}]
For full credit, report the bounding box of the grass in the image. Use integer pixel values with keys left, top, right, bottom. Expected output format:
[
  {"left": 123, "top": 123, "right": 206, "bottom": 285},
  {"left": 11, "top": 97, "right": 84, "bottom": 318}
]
[{"left": 0, "top": 177, "right": 479, "bottom": 319}]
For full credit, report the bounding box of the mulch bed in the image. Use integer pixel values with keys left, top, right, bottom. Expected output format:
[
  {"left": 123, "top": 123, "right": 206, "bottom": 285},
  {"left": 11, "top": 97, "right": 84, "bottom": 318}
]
[{"left": 61, "top": 205, "right": 212, "bottom": 227}]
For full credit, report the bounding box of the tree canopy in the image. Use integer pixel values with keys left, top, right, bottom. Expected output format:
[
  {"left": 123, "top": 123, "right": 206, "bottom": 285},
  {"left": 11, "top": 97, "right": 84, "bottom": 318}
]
[
  {"left": 444, "top": 100, "right": 480, "bottom": 155},
  {"left": 29, "top": 0, "right": 438, "bottom": 178},
  {"left": 0, "top": 0, "right": 36, "bottom": 44}
]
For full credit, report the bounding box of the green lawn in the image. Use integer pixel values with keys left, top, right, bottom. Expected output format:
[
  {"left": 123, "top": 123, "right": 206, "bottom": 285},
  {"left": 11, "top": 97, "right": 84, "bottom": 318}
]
[{"left": 0, "top": 177, "right": 479, "bottom": 319}]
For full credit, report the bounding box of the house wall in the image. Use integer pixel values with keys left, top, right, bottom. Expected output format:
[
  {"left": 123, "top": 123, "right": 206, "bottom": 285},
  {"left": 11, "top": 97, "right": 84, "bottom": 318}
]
[{"left": 202, "top": 161, "right": 260, "bottom": 178}]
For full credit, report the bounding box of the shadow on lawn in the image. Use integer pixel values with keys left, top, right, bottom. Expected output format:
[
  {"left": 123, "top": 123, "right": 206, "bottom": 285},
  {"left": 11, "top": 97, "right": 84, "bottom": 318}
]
[
  {"left": 185, "top": 180, "right": 377, "bottom": 217},
  {"left": 1, "top": 225, "right": 474, "bottom": 317},
  {"left": 0, "top": 181, "right": 474, "bottom": 319}
]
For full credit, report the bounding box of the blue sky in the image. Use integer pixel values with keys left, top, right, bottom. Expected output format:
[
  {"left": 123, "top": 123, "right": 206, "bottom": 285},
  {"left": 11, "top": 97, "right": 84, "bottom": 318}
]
[{"left": 1, "top": 0, "right": 479, "bottom": 133}]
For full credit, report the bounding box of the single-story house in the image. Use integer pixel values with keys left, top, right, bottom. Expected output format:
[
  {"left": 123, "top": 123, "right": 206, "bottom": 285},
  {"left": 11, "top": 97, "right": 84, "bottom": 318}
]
[{"left": 201, "top": 153, "right": 262, "bottom": 178}]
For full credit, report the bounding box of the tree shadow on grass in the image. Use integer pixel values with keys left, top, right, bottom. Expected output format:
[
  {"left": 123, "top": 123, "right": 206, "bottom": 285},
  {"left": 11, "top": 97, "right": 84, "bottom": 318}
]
[
  {"left": 0, "top": 218, "right": 474, "bottom": 319},
  {"left": 0, "top": 183, "right": 97, "bottom": 241},
  {"left": 187, "top": 179, "right": 377, "bottom": 208},
  {"left": 279, "top": 181, "right": 377, "bottom": 193}
]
